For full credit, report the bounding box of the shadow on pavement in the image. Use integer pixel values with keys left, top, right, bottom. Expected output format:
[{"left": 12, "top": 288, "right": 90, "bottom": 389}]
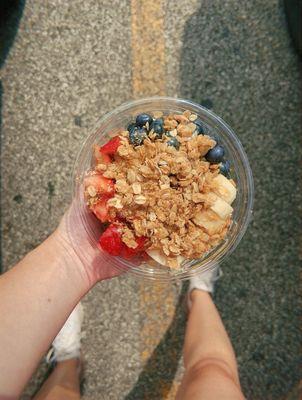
[
  {"left": 125, "top": 282, "right": 188, "bottom": 400},
  {"left": 0, "top": 0, "right": 26, "bottom": 69},
  {"left": 0, "top": 0, "right": 26, "bottom": 273},
  {"left": 178, "top": 2, "right": 301, "bottom": 399}
]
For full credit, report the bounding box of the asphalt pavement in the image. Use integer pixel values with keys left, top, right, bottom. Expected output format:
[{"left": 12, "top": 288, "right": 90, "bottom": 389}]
[{"left": 1, "top": 1, "right": 301, "bottom": 399}]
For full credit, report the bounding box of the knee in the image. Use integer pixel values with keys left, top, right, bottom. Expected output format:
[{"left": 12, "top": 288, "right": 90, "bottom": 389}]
[
  {"left": 188, "top": 357, "right": 237, "bottom": 383},
  {"left": 179, "top": 358, "right": 245, "bottom": 400}
]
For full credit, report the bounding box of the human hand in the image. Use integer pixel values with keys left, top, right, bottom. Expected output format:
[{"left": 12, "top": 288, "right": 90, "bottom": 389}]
[{"left": 53, "top": 201, "right": 123, "bottom": 290}]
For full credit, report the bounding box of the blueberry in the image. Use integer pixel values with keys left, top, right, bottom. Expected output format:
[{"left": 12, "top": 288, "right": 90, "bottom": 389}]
[
  {"left": 127, "top": 122, "right": 136, "bottom": 133},
  {"left": 129, "top": 127, "right": 148, "bottom": 146},
  {"left": 194, "top": 117, "right": 206, "bottom": 135},
  {"left": 205, "top": 145, "right": 225, "bottom": 163},
  {"left": 167, "top": 137, "right": 180, "bottom": 150},
  {"left": 220, "top": 160, "right": 230, "bottom": 176},
  {"left": 150, "top": 118, "right": 164, "bottom": 137},
  {"left": 135, "top": 113, "right": 153, "bottom": 128}
]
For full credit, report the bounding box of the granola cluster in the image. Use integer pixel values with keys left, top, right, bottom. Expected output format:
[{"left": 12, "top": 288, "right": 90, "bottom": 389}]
[{"left": 91, "top": 111, "right": 232, "bottom": 268}]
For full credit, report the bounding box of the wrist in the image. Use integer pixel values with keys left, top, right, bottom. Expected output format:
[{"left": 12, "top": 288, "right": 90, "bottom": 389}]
[{"left": 44, "top": 230, "right": 95, "bottom": 294}]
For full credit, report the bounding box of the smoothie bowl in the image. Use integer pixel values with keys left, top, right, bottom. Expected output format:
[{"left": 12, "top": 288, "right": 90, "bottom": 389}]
[{"left": 72, "top": 97, "right": 254, "bottom": 282}]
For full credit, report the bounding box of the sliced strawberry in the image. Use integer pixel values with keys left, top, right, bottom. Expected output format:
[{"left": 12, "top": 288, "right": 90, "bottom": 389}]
[
  {"left": 99, "top": 224, "right": 147, "bottom": 259},
  {"left": 140, "top": 251, "right": 150, "bottom": 261},
  {"left": 120, "top": 236, "right": 147, "bottom": 259},
  {"left": 94, "top": 145, "right": 111, "bottom": 164},
  {"left": 100, "top": 136, "right": 121, "bottom": 155},
  {"left": 91, "top": 197, "right": 110, "bottom": 223},
  {"left": 99, "top": 224, "right": 123, "bottom": 256},
  {"left": 120, "top": 246, "right": 136, "bottom": 259},
  {"left": 84, "top": 174, "right": 114, "bottom": 195},
  {"left": 134, "top": 236, "right": 147, "bottom": 251}
]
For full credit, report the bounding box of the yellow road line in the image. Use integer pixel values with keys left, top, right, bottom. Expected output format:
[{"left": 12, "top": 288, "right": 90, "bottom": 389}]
[
  {"left": 131, "top": 1, "right": 180, "bottom": 398},
  {"left": 131, "top": 0, "right": 166, "bottom": 97},
  {"left": 139, "top": 282, "right": 179, "bottom": 400}
]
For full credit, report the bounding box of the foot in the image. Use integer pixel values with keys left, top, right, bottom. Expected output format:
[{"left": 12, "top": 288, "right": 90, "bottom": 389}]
[
  {"left": 188, "top": 264, "right": 222, "bottom": 308},
  {"left": 46, "top": 302, "right": 84, "bottom": 364}
]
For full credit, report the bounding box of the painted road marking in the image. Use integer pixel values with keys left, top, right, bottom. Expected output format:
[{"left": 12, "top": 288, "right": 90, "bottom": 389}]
[
  {"left": 131, "top": 0, "right": 166, "bottom": 97},
  {"left": 131, "top": 1, "right": 181, "bottom": 398}
]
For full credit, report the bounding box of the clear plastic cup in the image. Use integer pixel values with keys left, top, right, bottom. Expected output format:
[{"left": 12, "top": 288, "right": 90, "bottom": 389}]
[{"left": 72, "top": 97, "right": 254, "bottom": 282}]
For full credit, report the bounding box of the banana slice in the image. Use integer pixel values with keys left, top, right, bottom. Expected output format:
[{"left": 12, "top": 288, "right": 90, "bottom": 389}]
[
  {"left": 146, "top": 249, "right": 184, "bottom": 268},
  {"left": 212, "top": 174, "right": 236, "bottom": 204},
  {"left": 210, "top": 195, "right": 233, "bottom": 220},
  {"left": 193, "top": 210, "right": 228, "bottom": 235}
]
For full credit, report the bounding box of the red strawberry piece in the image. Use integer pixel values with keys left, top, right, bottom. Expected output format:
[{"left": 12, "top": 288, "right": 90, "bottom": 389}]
[
  {"left": 91, "top": 197, "right": 111, "bottom": 223},
  {"left": 84, "top": 174, "right": 114, "bottom": 195},
  {"left": 120, "top": 236, "right": 147, "bottom": 259},
  {"left": 100, "top": 136, "right": 121, "bottom": 155},
  {"left": 99, "top": 224, "right": 123, "bottom": 256},
  {"left": 94, "top": 145, "right": 111, "bottom": 164},
  {"left": 134, "top": 236, "right": 147, "bottom": 251},
  {"left": 140, "top": 251, "right": 150, "bottom": 261},
  {"left": 120, "top": 246, "right": 136, "bottom": 259}
]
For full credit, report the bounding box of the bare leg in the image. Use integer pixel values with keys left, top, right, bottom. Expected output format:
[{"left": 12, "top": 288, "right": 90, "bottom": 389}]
[
  {"left": 33, "top": 358, "right": 81, "bottom": 400},
  {"left": 176, "top": 290, "right": 245, "bottom": 400}
]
